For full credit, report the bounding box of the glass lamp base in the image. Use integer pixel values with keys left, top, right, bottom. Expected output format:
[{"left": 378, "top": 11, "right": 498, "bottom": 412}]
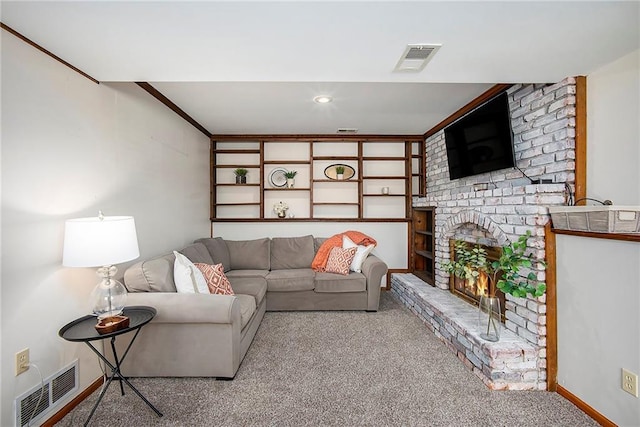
[{"left": 91, "top": 266, "right": 127, "bottom": 319}]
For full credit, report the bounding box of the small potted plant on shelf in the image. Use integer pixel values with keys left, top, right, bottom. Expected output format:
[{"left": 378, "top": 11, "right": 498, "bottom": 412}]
[
  {"left": 335, "top": 166, "right": 345, "bottom": 180},
  {"left": 284, "top": 170, "right": 297, "bottom": 188},
  {"left": 233, "top": 168, "right": 248, "bottom": 184},
  {"left": 273, "top": 201, "right": 289, "bottom": 218},
  {"left": 442, "top": 231, "right": 546, "bottom": 342}
]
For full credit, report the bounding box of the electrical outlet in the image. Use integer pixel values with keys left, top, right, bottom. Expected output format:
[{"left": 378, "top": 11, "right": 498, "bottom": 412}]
[
  {"left": 622, "top": 368, "right": 638, "bottom": 397},
  {"left": 15, "top": 348, "right": 29, "bottom": 376}
]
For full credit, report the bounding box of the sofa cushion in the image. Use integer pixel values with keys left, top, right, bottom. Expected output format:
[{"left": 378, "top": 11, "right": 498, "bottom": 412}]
[
  {"left": 325, "top": 246, "right": 357, "bottom": 275},
  {"left": 228, "top": 277, "right": 267, "bottom": 306},
  {"left": 173, "top": 251, "right": 209, "bottom": 294},
  {"left": 195, "top": 263, "right": 234, "bottom": 295},
  {"left": 179, "top": 242, "right": 215, "bottom": 265},
  {"left": 226, "top": 270, "right": 270, "bottom": 279},
  {"left": 195, "top": 237, "right": 231, "bottom": 272},
  {"left": 235, "top": 294, "right": 257, "bottom": 329},
  {"left": 342, "top": 235, "right": 376, "bottom": 273},
  {"left": 124, "top": 254, "right": 177, "bottom": 293},
  {"left": 266, "top": 269, "right": 315, "bottom": 292},
  {"left": 314, "top": 237, "right": 326, "bottom": 253},
  {"left": 226, "top": 238, "right": 271, "bottom": 270},
  {"left": 314, "top": 272, "right": 366, "bottom": 293},
  {"left": 270, "top": 235, "right": 315, "bottom": 270}
]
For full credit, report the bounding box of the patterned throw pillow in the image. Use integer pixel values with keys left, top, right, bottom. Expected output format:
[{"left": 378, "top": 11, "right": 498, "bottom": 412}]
[
  {"left": 194, "top": 263, "right": 234, "bottom": 295},
  {"left": 324, "top": 246, "right": 358, "bottom": 275}
]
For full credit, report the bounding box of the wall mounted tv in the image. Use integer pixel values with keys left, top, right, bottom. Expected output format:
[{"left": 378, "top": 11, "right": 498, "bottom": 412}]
[{"left": 444, "top": 92, "right": 515, "bottom": 180}]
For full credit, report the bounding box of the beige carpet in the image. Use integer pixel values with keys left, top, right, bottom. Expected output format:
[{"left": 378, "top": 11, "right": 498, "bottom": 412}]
[{"left": 57, "top": 292, "right": 597, "bottom": 426}]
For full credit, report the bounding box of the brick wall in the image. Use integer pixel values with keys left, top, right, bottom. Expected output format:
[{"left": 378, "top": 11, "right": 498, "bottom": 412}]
[{"left": 410, "top": 78, "right": 577, "bottom": 388}]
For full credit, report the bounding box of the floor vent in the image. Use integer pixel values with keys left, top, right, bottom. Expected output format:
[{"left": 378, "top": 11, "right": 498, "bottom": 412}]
[
  {"left": 394, "top": 44, "right": 441, "bottom": 72},
  {"left": 15, "top": 360, "right": 78, "bottom": 427}
]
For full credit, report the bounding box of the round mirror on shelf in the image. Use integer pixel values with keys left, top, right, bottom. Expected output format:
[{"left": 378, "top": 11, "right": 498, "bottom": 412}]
[{"left": 324, "top": 164, "right": 356, "bottom": 180}]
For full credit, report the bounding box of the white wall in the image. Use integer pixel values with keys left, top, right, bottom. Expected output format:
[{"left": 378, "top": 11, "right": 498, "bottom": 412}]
[
  {"left": 213, "top": 222, "right": 408, "bottom": 284},
  {"left": 556, "top": 49, "right": 640, "bottom": 426},
  {"left": 1, "top": 34, "right": 210, "bottom": 426},
  {"left": 586, "top": 50, "right": 640, "bottom": 204}
]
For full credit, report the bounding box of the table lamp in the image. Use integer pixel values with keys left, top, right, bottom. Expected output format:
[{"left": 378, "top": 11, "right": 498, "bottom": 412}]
[{"left": 63, "top": 212, "right": 140, "bottom": 327}]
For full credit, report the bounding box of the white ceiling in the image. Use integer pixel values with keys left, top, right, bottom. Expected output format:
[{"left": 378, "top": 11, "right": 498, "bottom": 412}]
[{"left": 2, "top": 1, "right": 638, "bottom": 135}]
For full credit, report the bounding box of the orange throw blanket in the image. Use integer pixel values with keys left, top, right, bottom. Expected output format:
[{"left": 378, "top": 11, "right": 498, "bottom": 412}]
[{"left": 312, "top": 230, "right": 377, "bottom": 272}]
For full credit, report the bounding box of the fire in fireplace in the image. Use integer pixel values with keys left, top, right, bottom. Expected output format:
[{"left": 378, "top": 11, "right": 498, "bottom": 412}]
[{"left": 448, "top": 240, "right": 506, "bottom": 320}]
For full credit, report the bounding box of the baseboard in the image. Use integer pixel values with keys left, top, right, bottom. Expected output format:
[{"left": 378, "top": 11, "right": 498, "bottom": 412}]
[
  {"left": 42, "top": 375, "right": 104, "bottom": 427},
  {"left": 556, "top": 384, "right": 617, "bottom": 427}
]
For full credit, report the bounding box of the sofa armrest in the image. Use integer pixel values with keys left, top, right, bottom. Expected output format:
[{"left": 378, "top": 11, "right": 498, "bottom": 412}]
[
  {"left": 126, "top": 292, "right": 240, "bottom": 324},
  {"left": 360, "top": 255, "right": 388, "bottom": 311}
]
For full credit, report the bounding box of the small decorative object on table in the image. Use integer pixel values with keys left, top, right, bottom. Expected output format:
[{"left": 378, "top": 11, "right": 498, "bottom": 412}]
[
  {"left": 273, "top": 201, "right": 289, "bottom": 218},
  {"left": 284, "top": 170, "right": 297, "bottom": 188},
  {"left": 233, "top": 168, "right": 248, "bottom": 184},
  {"left": 95, "top": 315, "right": 130, "bottom": 334},
  {"left": 442, "top": 231, "right": 546, "bottom": 342},
  {"left": 335, "top": 165, "right": 345, "bottom": 180}
]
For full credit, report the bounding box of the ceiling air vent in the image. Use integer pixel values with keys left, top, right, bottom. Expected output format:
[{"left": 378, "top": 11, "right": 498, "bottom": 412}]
[
  {"left": 394, "top": 44, "right": 441, "bottom": 72},
  {"left": 337, "top": 128, "right": 359, "bottom": 134}
]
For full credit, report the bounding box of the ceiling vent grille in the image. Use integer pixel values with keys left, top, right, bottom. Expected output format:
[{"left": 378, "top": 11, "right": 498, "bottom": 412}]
[
  {"left": 337, "top": 128, "right": 359, "bottom": 134},
  {"left": 394, "top": 44, "right": 441, "bottom": 72}
]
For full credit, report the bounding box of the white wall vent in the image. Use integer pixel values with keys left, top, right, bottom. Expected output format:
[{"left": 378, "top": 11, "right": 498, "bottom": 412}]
[
  {"left": 15, "top": 360, "right": 79, "bottom": 427},
  {"left": 394, "top": 44, "right": 442, "bottom": 72}
]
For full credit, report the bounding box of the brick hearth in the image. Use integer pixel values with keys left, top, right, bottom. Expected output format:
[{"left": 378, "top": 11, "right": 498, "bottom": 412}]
[{"left": 391, "top": 273, "right": 545, "bottom": 390}]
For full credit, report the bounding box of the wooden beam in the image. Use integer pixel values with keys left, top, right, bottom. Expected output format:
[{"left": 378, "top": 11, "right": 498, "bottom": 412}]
[
  {"left": 212, "top": 134, "right": 424, "bottom": 142},
  {"left": 544, "top": 222, "right": 557, "bottom": 392},
  {"left": 135, "top": 82, "right": 212, "bottom": 138},
  {"left": 574, "top": 76, "right": 587, "bottom": 203},
  {"left": 1, "top": 22, "right": 99, "bottom": 84},
  {"left": 424, "top": 84, "right": 513, "bottom": 139}
]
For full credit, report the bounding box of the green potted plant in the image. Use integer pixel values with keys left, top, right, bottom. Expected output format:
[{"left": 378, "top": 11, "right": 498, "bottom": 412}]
[
  {"left": 443, "top": 231, "right": 546, "bottom": 342},
  {"left": 284, "top": 170, "right": 297, "bottom": 188},
  {"left": 443, "top": 240, "right": 488, "bottom": 295},
  {"left": 335, "top": 165, "right": 345, "bottom": 180},
  {"left": 233, "top": 168, "right": 248, "bottom": 184}
]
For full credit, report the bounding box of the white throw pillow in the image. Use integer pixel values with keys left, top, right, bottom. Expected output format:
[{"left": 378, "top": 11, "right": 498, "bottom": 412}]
[
  {"left": 173, "top": 251, "right": 209, "bottom": 294},
  {"left": 342, "top": 235, "right": 375, "bottom": 273}
]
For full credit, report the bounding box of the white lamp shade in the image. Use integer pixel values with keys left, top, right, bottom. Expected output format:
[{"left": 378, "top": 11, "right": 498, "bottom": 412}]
[{"left": 63, "top": 215, "right": 140, "bottom": 267}]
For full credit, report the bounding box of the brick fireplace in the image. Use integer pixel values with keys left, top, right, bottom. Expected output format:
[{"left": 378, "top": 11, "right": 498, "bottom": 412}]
[{"left": 392, "top": 79, "right": 577, "bottom": 390}]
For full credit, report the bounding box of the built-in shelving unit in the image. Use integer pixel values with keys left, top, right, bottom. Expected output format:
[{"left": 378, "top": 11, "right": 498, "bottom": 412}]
[
  {"left": 412, "top": 206, "right": 435, "bottom": 285},
  {"left": 211, "top": 135, "right": 424, "bottom": 221}
]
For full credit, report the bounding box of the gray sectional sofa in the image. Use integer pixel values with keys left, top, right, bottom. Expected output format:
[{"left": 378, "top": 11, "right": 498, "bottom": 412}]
[{"left": 115, "top": 235, "right": 387, "bottom": 379}]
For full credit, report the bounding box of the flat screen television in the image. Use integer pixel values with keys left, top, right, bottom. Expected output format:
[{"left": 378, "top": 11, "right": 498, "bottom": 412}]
[{"left": 444, "top": 92, "right": 515, "bottom": 180}]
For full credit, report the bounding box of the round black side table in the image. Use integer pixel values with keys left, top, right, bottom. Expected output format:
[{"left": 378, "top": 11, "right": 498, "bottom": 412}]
[{"left": 59, "top": 306, "right": 162, "bottom": 426}]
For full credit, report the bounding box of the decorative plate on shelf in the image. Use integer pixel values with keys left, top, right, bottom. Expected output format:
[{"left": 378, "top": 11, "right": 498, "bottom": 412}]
[
  {"left": 268, "top": 168, "right": 289, "bottom": 188},
  {"left": 324, "top": 164, "right": 356, "bottom": 181}
]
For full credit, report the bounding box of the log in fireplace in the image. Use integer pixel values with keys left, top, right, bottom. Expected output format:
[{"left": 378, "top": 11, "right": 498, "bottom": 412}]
[{"left": 448, "top": 240, "right": 506, "bottom": 321}]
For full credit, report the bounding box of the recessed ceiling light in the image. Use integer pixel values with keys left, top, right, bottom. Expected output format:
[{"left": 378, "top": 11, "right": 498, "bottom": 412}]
[{"left": 313, "top": 95, "right": 333, "bottom": 104}]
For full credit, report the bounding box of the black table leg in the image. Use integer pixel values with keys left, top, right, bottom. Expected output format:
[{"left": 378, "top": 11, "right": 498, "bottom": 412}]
[
  {"left": 109, "top": 336, "right": 126, "bottom": 396},
  {"left": 82, "top": 334, "right": 163, "bottom": 425}
]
